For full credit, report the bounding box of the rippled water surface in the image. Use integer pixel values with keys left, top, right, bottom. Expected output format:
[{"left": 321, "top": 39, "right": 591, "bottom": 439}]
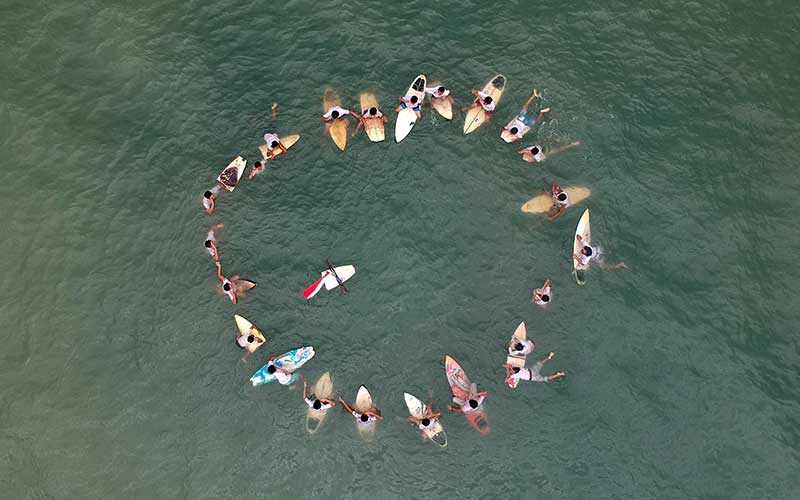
[{"left": 2, "top": 0, "right": 799, "bottom": 498}]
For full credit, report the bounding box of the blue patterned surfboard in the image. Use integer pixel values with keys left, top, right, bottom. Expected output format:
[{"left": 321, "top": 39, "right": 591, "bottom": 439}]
[{"left": 250, "top": 346, "right": 315, "bottom": 386}]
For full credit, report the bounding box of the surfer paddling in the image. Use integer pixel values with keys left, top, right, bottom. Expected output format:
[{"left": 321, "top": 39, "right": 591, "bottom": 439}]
[
  {"left": 263, "top": 357, "right": 294, "bottom": 385},
  {"left": 502, "top": 89, "right": 550, "bottom": 141},
  {"left": 396, "top": 95, "right": 422, "bottom": 118},
  {"left": 204, "top": 223, "right": 223, "bottom": 261},
  {"left": 321, "top": 106, "right": 362, "bottom": 123},
  {"left": 303, "top": 380, "right": 336, "bottom": 411},
  {"left": 235, "top": 325, "right": 265, "bottom": 358},
  {"left": 574, "top": 235, "right": 626, "bottom": 270},
  {"left": 448, "top": 383, "right": 487, "bottom": 414},
  {"left": 546, "top": 184, "right": 570, "bottom": 221},
  {"left": 462, "top": 89, "right": 496, "bottom": 119},
  {"left": 202, "top": 186, "right": 220, "bottom": 215},
  {"left": 405, "top": 398, "right": 442, "bottom": 434},
  {"left": 531, "top": 278, "right": 552, "bottom": 305},
  {"left": 518, "top": 142, "right": 581, "bottom": 163},
  {"left": 340, "top": 398, "right": 382, "bottom": 424},
  {"left": 353, "top": 106, "right": 387, "bottom": 136},
  {"left": 508, "top": 335, "right": 536, "bottom": 356},
  {"left": 505, "top": 352, "right": 565, "bottom": 384},
  {"left": 215, "top": 261, "right": 238, "bottom": 304}
]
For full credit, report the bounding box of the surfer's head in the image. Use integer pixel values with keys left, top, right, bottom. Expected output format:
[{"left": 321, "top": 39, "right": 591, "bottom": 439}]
[
  {"left": 331, "top": 110, "right": 340, "bottom": 119},
  {"left": 204, "top": 240, "right": 212, "bottom": 248},
  {"left": 247, "top": 334, "right": 255, "bottom": 343},
  {"left": 204, "top": 191, "right": 213, "bottom": 199},
  {"left": 557, "top": 192, "right": 567, "bottom": 202},
  {"left": 369, "top": 107, "right": 377, "bottom": 115},
  {"left": 267, "top": 365, "right": 277, "bottom": 374},
  {"left": 512, "top": 366, "right": 521, "bottom": 373},
  {"left": 468, "top": 399, "right": 479, "bottom": 409},
  {"left": 531, "top": 146, "right": 540, "bottom": 155},
  {"left": 254, "top": 161, "right": 262, "bottom": 168},
  {"left": 410, "top": 95, "right": 418, "bottom": 104},
  {"left": 438, "top": 86, "right": 445, "bottom": 94},
  {"left": 510, "top": 126, "right": 519, "bottom": 134},
  {"left": 313, "top": 400, "right": 322, "bottom": 410},
  {"left": 583, "top": 246, "right": 593, "bottom": 256},
  {"left": 483, "top": 96, "right": 493, "bottom": 104},
  {"left": 223, "top": 283, "right": 232, "bottom": 292},
  {"left": 421, "top": 418, "right": 431, "bottom": 427},
  {"left": 360, "top": 414, "right": 369, "bottom": 422},
  {"left": 515, "top": 343, "right": 524, "bottom": 351},
  {"left": 541, "top": 294, "right": 550, "bottom": 302},
  {"left": 270, "top": 140, "right": 279, "bottom": 148}
]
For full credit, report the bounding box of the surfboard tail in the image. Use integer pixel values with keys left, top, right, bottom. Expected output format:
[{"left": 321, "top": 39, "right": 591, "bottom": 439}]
[{"left": 303, "top": 272, "right": 330, "bottom": 300}]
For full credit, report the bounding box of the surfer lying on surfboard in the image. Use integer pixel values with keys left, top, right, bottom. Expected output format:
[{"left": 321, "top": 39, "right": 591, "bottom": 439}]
[
  {"left": 518, "top": 142, "right": 581, "bottom": 163},
  {"left": 303, "top": 380, "right": 336, "bottom": 411},
  {"left": 339, "top": 399, "right": 382, "bottom": 424},
  {"left": 405, "top": 399, "right": 442, "bottom": 433},
  {"left": 321, "top": 106, "right": 362, "bottom": 122},
  {"left": 531, "top": 278, "right": 552, "bottom": 305},
  {"left": 546, "top": 184, "right": 569, "bottom": 221},
  {"left": 425, "top": 85, "right": 453, "bottom": 103},
  {"left": 508, "top": 335, "right": 536, "bottom": 356},
  {"left": 462, "top": 90, "right": 496, "bottom": 118},
  {"left": 574, "top": 235, "right": 626, "bottom": 270},
  {"left": 448, "top": 385, "right": 487, "bottom": 414},
  {"left": 505, "top": 352, "right": 565, "bottom": 384},
  {"left": 263, "top": 357, "right": 294, "bottom": 385},
  {"left": 262, "top": 132, "right": 288, "bottom": 160},
  {"left": 204, "top": 223, "right": 224, "bottom": 261},
  {"left": 353, "top": 106, "right": 387, "bottom": 136},
  {"left": 396, "top": 95, "right": 422, "bottom": 118},
  {"left": 215, "top": 261, "right": 239, "bottom": 304}
]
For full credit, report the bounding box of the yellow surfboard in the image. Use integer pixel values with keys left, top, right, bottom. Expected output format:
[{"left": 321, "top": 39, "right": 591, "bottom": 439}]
[
  {"left": 359, "top": 93, "right": 385, "bottom": 142},
  {"left": 505, "top": 322, "right": 528, "bottom": 389},
  {"left": 521, "top": 187, "right": 592, "bottom": 214},
  {"left": 234, "top": 315, "right": 266, "bottom": 353},
  {"left": 464, "top": 74, "right": 506, "bottom": 134},
  {"left": 258, "top": 134, "right": 300, "bottom": 160},
  {"left": 323, "top": 88, "right": 347, "bottom": 151}
]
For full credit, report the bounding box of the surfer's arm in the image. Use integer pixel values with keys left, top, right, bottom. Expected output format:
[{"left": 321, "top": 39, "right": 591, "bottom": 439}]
[
  {"left": 546, "top": 205, "right": 565, "bottom": 221},
  {"left": 447, "top": 405, "right": 463, "bottom": 413},
  {"left": 353, "top": 119, "right": 364, "bottom": 135},
  {"left": 600, "top": 261, "right": 627, "bottom": 270},
  {"left": 302, "top": 381, "right": 308, "bottom": 400},
  {"left": 206, "top": 198, "right": 215, "bottom": 215},
  {"left": 549, "top": 141, "right": 581, "bottom": 156},
  {"left": 215, "top": 261, "right": 224, "bottom": 281}
]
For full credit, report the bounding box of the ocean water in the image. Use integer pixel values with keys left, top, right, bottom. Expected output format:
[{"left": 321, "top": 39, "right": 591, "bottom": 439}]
[{"left": 1, "top": 0, "right": 799, "bottom": 498}]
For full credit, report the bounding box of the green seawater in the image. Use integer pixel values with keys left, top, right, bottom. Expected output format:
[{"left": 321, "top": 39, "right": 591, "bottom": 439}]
[{"left": 2, "top": 0, "right": 799, "bottom": 498}]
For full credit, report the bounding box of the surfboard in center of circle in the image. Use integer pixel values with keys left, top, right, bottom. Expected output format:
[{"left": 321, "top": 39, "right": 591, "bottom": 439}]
[{"left": 394, "top": 74, "right": 426, "bottom": 143}]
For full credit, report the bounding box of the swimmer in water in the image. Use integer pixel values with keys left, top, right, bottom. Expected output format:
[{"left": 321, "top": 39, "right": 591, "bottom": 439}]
[
  {"left": 202, "top": 185, "right": 221, "bottom": 215},
  {"left": 574, "top": 235, "right": 627, "bottom": 270},
  {"left": 531, "top": 278, "right": 552, "bottom": 306},
  {"left": 546, "top": 183, "right": 569, "bottom": 221},
  {"left": 396, "top": 94, "right": 422, "bottom": 119},
  {"left": 302, "top": 380, "right": 336, "bottom": 411},
  {"left": 508, "top": 335, "right": 536, "bottom": 356},
  {"left": 215, "top": 261, "right": 238, "bottom": 304},
  {"left": 502, "top": 89, "right": 550, "bottom": 141},
  {"left": 204, "top": 223, "right": 224, "bottom": 261},
  {"left": 353, "top": 106, "right": 388, "bottom": 136},
  {"left": 505, "top": 352, "right": 565, "bottom": 384},
  {"left": 518, "top": 141, "right": 581, "bottom": 163},
  {"left": 248, "top": 160, "right": 264, "bottom": 180},
  {"left": 339, "top": 398, "right": 382, "bottom": 424},
  {"left": 462, "top": 89, "right": 496, "bottom": 119}
]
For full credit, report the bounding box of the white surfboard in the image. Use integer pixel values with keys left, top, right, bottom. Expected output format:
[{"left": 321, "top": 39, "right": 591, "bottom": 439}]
[
  {"left": 404, "top": 392, "right": 447, "bottom": 447},
  {"left": 216, "top": 156, "right": 247, "bottom": 192},
  {"left": 573, "top": 209, "right": 591, "bottom": 285},
  {"left": 322, "top": 265, "right": 356, "bottom": 290},
  {"left": 394, "top": 74, "right": 426, "bottom": 143}
]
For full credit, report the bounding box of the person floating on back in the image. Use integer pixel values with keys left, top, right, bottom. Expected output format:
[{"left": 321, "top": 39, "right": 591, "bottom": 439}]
[
  {"left": 339, "top": 398, "right": 382, "bottom": 424},
  {"left": 531, "top": 278, "right": 552, "bottom": 305},
  {"left": 202, "top": 186, "right": 220, "bottom": 215},
  {"left": 303, "top": 380, "right": 336, "bottom": 411},
  {"left": 505, "top": 352, "right": 565, "bottom": 384},
  {"left": 396, "top": 95, "right": 422, "bottom": 119},
  {"left": 215, "top": 261, "right": 238, "bottom": 304},
  {"left": 462, "top": 89, "right": 496, "bottom": 119},
  {"left": 204, "top": 223, "right": 224, "bottom": 261},
  {"left": 502, "top": 89, "right": 550, "bottom": 141},
  {"left": 518, "top": 141, "right": 581, "bottom": 163},
  {"left": 353, "top": 106, "right": 387, "bottom": 136}
]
